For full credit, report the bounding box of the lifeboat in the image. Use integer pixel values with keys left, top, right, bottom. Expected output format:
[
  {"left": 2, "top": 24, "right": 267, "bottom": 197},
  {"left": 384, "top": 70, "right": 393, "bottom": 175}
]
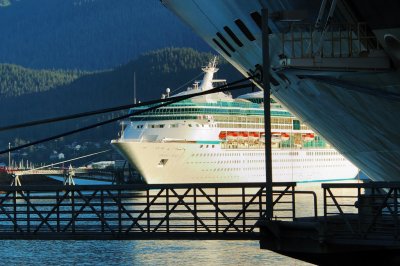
[
  {"left": 260, "top": 133, "right": 265, "bottom": 143},
  {"left": 281, "top": 133, "right": 290, "bottom": 141},
  {"left": 238, "top": 132, "right": 248, "bottom": 141},
  {"left": 227, "top": 131, "right": 238, "bottom": 141},
  {"left": 271, "top": 132, "right": 282, "bottom": 143},
  {"left": 219, "top": 131, "right": 227, "bottom": 140},
  {"left": 302, "top": 133, "right": 315, "bottom": 142},
  {"left": 248, "top": 132, "right": 259, "bottom": 141}
]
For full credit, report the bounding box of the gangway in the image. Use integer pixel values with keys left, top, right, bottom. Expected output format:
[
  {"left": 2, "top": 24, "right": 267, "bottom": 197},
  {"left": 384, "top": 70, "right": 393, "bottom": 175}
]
[
  {"left": 0, "top": 182, "right": 317, "bottom": 240},
  {"left": 6, "top": 150, "right": 117, "bottom": 186}
]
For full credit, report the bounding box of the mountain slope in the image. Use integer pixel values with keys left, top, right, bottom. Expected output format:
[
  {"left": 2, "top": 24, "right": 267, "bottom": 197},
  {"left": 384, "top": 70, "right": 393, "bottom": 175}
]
[
  {"left": 0, "top": 48, "right": 245, "bottom": 145},
  {"left": 0, "top": 64, "right": 85, "bottom": 97}
]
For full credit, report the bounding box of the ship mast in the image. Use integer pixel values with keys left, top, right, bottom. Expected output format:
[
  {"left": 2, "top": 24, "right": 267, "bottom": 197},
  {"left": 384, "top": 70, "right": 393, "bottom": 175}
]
[
  {"left": 199, "top": 56, "right": 219, "bottom": 92},
  {"left": 133, "top": 71, "right": 137, "bottom": 104}
]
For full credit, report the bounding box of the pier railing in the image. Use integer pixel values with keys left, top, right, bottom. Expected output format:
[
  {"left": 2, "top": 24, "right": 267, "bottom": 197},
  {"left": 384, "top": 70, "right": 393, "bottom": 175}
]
[
  {"left": 323, "top": 182, "right": 400, "bottom": 240},
  {"left": 0, "top": 182, "right": 316, "bottom": 240}
]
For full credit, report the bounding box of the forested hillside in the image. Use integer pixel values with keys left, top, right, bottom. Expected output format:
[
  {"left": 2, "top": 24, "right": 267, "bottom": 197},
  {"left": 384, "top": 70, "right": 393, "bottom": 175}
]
[
  {"left": 0, "top": 48, "right": 245, "bottom": 148},
  {"left": 0, "top": 64, "right": 85, "bottom": 97},
  {"left": 0, "top": 0, "right": 209, "bottom": 70},
  {"left": 0, "top": 0, "right": 11, "bottom": 7}
]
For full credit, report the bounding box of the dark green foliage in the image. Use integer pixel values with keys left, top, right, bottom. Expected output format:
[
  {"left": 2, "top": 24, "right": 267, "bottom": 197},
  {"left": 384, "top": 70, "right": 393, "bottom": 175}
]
[
  {"left": 0, "top": 64, "right": 85, "bottom": 97},
  {"left": 0, "top": 0, "right": 11, "bottom": 7}
]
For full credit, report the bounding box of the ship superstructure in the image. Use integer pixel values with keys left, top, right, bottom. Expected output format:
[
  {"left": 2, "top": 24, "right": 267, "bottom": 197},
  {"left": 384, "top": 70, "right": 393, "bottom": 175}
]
[{"left": 111, "top": 59, "right": 358, "bottom": 184}]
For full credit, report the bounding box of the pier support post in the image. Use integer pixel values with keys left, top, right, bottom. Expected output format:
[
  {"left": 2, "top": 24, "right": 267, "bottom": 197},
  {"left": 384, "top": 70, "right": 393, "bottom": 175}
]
[
  {"left": 64, "top": 165, "right": 76, "bottom": 186},
  {"left": 262, "top": 8, "right": 273, "bottom": 220},
  {"left": 10, "top": 174, "right": 22, "bottom": 186}
]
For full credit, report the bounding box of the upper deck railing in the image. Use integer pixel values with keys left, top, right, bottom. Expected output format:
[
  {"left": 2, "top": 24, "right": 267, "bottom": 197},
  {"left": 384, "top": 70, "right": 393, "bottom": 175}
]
[
  {"left": 323, "top": 182, "right": 400, "bottom": 240},
  {"left": 279, "top": 22, "right": 390, "bottom": 70},
  {"left": 281, "top": 22, "right": 381, "bottom": 59}
]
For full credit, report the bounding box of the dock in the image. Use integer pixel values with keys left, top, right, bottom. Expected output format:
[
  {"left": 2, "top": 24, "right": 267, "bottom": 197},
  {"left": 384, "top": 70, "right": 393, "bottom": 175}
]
[
  {"left": 5, "top": 166, "right": 125, "bottom": 186},
  {"left": 258, "top": 182, "right": 400, "bottom": 265},
  {"left": 0, "top": 182, "right": 303, "bottom": 240}
]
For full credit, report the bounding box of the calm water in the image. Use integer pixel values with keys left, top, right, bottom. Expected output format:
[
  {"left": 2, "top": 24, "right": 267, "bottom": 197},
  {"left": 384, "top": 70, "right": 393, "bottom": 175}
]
[
  {"left": 0, "top": 240, "right": 311, "bottom": 265},
  {"left": 0, "top": 182, "right": 361, "bottom": 266}
]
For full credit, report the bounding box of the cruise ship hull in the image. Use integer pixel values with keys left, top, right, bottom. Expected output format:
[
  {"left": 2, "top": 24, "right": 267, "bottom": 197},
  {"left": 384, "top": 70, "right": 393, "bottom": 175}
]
[
  {"left": 162, "top": 0, "right": 400, "bottom": 182},
  {"left": 112, "top": 140, "right": 358, "bottom": 184},
  {"left": 274, "top": 69, "right": 400, "bottom": 182}
]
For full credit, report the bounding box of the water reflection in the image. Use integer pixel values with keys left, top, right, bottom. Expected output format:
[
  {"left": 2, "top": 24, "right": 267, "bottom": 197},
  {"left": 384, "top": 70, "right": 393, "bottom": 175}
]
[{"left": 0, "top": 240, "right": 311, "bottom": 265}]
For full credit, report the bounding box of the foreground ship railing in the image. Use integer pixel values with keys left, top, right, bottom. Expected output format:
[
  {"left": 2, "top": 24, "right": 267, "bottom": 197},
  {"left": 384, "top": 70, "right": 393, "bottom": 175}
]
[
  {"left": 0, "top": 182, "right": 318, "bottom": 240},
  {"left": 323, "top": 182, "right": 400, "bottom": 240},
  {"left": 282, "top": 22, "right": 381, "bottom": 58},
  {"left": 280, "top": 22, "right": 390, "bottom": 70},
  {"left": 259, "top": 182, "right": 400, "bottom": 264}
]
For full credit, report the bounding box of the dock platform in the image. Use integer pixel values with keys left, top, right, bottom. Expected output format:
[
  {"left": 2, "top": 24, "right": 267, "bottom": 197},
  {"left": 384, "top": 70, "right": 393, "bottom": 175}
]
[{"left": 259, "top": 182, "right": 400, "bottom": 265}]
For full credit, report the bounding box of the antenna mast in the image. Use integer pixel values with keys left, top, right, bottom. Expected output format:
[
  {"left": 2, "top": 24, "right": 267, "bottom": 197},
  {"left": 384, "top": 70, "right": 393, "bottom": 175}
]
[{"left": 134, "top": 71, "right": 137, "bottom": 104}]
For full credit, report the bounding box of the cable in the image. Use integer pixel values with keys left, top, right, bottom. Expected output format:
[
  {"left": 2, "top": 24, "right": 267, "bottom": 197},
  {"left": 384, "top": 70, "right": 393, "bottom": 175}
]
[
  {"left": 0, "top": 75, "right": 254, "bottom": 132},
  {"left": 170, "top": 71, "right": 204, "bottom": 94},
  {"left": 0, "top": 76, "right": 254, "bottom": 155},
  {"left": 20, "top": 150, "right": 111, "bottom": 172}
]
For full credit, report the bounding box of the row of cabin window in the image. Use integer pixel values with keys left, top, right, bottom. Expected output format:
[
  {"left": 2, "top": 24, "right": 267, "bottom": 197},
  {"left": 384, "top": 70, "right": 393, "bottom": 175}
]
[
  {"left": 144, "top": 108, "right": 264, "bottom": 115},
  {"left": 135, "top": 123, "right": 217, "bottom": 129},
  {"left": 194, "top": 152, "right": 244, "bottom": 156}
]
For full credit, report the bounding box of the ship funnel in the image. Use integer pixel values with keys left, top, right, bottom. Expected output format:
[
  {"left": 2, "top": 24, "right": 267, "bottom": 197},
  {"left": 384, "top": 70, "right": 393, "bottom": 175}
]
[{"left": 199, "top": 56, "right": 219, "bottom": 91}]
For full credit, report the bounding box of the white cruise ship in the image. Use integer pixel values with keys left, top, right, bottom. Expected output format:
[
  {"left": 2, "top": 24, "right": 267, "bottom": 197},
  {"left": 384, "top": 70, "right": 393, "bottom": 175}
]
[{"left": 111, "top": 58, "right": 358, "bottom": 184}]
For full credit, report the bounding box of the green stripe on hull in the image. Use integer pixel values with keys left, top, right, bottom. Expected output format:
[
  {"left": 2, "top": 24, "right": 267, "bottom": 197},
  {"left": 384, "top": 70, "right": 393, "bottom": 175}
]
[{"left": 196, "top": 141, "right": 221, "bottom": 144}]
